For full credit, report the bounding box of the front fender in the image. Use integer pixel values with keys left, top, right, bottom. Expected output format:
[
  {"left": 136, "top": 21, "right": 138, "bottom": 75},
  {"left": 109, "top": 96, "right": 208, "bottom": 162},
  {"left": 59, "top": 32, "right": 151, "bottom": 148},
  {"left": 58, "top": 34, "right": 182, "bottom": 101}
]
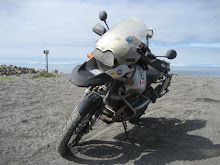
[
  {"left": 70, "top": 61, "right": 113, "bottom": 87},
  {"left": 76, "top": 92, "right": 103, "bottom": 116}
]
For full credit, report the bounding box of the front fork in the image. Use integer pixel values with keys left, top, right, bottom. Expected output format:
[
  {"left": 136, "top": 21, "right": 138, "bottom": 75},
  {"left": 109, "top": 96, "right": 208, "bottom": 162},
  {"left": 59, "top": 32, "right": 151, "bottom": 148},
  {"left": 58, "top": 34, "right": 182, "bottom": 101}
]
[
  {"left": 81, "top": 86, "right": 94, "bottom": 99},
  {"left": 78, "top": 89, "right": 104, "bottom": 133}
]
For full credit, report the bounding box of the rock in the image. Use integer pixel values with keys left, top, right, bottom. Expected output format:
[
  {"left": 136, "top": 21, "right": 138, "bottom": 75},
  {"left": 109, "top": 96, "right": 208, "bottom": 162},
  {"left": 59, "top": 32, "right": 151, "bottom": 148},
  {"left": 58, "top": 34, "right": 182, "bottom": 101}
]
[
  {"left": 29, "top": 69, "right": 37, "bottom": 73},
  {"left": 37, "top": 69, "right": 45, "bottom": 73},
  {"left": 0, "top": 65, "right": 38, "bottom": 76},
  {"left": 15, "top": 70, "right": 22, "bottom": 74},
  {"left": 52, "top": 69, "right": 58, "bottom": 74}
]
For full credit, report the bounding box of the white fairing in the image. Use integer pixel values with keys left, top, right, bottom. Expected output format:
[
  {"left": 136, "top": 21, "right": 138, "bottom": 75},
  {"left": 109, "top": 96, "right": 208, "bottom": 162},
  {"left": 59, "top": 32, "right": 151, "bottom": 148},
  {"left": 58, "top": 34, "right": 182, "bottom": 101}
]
[
  {"left": 95, "top": 17, "right": 148, "bottom": 66},
  {"left": 105, "top": 65, "right": 135, "bottom": 79}
]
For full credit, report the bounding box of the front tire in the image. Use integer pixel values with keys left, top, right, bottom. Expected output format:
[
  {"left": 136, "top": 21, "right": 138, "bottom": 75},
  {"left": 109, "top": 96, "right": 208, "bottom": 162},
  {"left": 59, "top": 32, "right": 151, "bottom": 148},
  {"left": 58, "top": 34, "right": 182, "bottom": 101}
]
[
  {"left": 56, "top": 92, "right": 102, "bottom": 155},
  {"left": 56, "top": 110, "right": 86, "bottom": 155}
]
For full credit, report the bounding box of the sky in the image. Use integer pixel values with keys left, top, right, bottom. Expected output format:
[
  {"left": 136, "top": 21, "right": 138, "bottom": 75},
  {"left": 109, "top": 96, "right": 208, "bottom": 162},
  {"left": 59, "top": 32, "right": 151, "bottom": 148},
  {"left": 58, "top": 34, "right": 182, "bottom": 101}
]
[{"left": 0, "top": 0, "right": 220, "bottom": 68}]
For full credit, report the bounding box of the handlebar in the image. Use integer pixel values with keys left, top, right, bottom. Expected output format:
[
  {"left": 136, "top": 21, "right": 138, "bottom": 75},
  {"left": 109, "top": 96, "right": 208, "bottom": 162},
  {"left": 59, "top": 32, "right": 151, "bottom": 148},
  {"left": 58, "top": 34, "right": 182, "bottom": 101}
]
[{"left": 140, "top": 51, "right": 157, "bottom": 64}]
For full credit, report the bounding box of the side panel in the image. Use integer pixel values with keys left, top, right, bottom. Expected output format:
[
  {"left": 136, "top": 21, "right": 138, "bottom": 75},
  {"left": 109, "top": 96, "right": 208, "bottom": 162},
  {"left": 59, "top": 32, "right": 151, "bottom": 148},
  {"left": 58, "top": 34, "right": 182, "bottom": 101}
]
[{"left": 125, "top": 65, "right": 147, "bottom": 94}]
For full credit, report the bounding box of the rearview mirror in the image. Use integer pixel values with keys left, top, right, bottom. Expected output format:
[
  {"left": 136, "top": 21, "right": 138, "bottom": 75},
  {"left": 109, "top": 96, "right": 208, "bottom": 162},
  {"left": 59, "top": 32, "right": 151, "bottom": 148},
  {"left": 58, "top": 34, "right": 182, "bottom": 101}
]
[
  {"left": 99, "top": 11, "right": 107, "bottom": 22},
  {"left": 98, "top": 11, "right": 109, "bottom": 30},
  {"left": 92, "top": 23, "right": 107, "bottom": 36},
  {"left": 147, "top": 29, "right": 154, "bottom": 39},
  {"left": 166, "top": 50, "right": 177, "bottom": 59}
]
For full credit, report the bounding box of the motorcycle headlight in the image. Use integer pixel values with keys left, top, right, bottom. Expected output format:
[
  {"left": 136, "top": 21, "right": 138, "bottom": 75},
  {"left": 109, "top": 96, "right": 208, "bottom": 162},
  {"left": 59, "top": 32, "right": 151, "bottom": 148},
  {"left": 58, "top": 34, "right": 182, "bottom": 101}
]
[{"left": 92, "top": 49, "right": 116, "bottom": 67}]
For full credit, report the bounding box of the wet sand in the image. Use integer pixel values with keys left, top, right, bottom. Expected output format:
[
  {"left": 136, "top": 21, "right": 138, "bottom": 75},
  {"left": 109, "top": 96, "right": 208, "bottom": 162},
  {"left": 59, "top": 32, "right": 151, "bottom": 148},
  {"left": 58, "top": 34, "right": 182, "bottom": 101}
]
[{"left": 0, "top": 74, "right": 220, "bottom": 165}]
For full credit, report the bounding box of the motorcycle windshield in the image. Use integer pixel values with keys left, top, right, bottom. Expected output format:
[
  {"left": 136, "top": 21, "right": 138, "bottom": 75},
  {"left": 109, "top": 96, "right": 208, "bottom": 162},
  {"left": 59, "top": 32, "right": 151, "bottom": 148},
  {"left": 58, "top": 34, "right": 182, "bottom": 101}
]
[{"left": 94, "top": 17, "right": 148, "bottom": 66}]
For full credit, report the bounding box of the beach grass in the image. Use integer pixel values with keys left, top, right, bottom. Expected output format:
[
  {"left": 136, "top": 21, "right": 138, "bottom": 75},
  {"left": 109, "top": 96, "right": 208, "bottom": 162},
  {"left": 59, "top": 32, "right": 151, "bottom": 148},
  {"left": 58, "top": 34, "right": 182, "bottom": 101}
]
[
  {"left": 0, "top": 77, "right": 13, "bottom": 79},
  {"left": 31, "top": 71, "right": 56, "bottom": 79}
]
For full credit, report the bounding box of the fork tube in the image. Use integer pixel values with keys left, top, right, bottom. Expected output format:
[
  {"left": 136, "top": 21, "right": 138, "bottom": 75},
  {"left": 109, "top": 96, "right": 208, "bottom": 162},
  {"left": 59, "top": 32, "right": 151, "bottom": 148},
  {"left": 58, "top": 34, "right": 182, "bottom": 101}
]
[
  {"left": 103, "top": 81, "right": 117, "bottom": 104},
  {"left": 80, "top": 86, "right": 94, "bottom": 101}
]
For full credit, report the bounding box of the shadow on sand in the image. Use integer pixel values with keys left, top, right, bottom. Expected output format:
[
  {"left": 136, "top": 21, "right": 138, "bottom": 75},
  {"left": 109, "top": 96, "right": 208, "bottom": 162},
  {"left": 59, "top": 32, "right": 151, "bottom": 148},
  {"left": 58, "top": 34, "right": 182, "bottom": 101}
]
[{"left": 62, "top": 117, "right": 220, "bottom": 165}]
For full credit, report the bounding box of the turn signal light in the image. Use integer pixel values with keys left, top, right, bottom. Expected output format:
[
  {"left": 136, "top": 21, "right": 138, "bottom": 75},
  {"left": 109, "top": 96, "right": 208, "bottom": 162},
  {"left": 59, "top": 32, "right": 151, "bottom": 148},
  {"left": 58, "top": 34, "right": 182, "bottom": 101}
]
[{"left": 87, "top": 54, "right": 94, "bottom": 59}]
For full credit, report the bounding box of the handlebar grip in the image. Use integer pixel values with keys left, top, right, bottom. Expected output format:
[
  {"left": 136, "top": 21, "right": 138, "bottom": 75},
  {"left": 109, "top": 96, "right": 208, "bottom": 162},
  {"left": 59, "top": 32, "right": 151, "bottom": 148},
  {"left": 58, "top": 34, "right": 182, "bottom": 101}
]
[{"left": 145, "top": 51, "right": 156, "bottom": 59}]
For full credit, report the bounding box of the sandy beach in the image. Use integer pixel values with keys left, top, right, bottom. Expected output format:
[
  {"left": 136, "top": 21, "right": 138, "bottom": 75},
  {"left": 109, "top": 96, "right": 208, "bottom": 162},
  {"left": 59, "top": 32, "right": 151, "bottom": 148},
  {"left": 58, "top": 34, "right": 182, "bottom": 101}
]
[{"left": 0, "top": 74, "right": 220, "bottom": 165}]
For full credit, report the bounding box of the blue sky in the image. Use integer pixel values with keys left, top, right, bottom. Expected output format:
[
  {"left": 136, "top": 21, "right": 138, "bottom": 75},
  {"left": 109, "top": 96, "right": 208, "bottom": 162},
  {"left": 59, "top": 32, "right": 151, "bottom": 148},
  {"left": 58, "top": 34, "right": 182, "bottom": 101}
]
[{"left": 0, "top": 0, "right": 220, "bottom": 67}]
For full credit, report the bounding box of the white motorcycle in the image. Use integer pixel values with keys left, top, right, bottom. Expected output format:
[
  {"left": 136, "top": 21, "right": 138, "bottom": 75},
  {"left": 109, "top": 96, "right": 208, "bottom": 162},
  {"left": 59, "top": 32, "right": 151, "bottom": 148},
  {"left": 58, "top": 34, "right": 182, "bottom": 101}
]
[{"left": 56, "top": 11, "right": 177, "bottom": 155}]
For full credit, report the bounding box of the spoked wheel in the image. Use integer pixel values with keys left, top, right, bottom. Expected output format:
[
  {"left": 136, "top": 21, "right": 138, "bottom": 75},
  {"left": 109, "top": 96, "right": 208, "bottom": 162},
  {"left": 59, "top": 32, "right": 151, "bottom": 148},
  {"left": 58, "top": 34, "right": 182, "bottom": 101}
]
[
  {"left": 56, "top": 109, "right": 95, "bottom": 155},
  {"left": 68, "top": 111, "right": 95, "bottom": 148},
  {"left": 56, "top": 92, "right": 103, "bottom": 155}
]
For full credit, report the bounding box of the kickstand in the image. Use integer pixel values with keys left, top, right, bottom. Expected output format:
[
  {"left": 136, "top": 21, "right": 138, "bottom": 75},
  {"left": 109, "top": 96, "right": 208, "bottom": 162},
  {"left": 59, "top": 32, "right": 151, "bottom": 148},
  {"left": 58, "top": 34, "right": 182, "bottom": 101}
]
[{"left": 122, "top": 121, "right": 128, "bottom": 138}]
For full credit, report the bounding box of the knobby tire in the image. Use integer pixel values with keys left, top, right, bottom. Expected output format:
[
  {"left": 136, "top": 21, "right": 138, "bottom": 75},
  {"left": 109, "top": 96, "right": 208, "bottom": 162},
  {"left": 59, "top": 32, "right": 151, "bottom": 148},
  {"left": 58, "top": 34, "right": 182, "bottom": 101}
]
[{"left": 56, "top": 110, "right": 91, "bottom": 155}]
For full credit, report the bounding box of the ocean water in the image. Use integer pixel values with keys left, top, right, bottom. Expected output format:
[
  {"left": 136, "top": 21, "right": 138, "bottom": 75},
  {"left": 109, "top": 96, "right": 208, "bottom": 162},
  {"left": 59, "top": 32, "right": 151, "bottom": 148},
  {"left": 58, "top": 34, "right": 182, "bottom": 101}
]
[
  {"left": 20, "top": 64, "right": 76, "bottom": 73},
  {"left": 170, "top": 67, "right": 220, "bottom": 77},
  {"left": 12, "top": 64, "right": 220, "bottom": 77}
]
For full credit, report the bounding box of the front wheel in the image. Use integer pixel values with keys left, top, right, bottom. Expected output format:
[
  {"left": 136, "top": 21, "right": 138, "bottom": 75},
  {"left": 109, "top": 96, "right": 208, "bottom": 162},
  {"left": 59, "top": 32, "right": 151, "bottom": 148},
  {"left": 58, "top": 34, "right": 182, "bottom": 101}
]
[
  {"left": 56, "top": 110, "right": 94, "bottom": 155},
  {"left": 56, "top": 93, "right": 102, "bottom": 155}
]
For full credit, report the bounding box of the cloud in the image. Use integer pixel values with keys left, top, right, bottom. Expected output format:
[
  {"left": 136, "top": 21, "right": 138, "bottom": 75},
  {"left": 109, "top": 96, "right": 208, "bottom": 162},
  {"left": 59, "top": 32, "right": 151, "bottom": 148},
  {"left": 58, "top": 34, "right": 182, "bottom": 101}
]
[
  {"left": 1, "top": 0, "right": 220, "bottom": 45},
  {"left": 0, "top": 0, "right": 220, "bottom": 65},
  {"left": 151, "top": 42, "right": 220, "bottom": 48}
]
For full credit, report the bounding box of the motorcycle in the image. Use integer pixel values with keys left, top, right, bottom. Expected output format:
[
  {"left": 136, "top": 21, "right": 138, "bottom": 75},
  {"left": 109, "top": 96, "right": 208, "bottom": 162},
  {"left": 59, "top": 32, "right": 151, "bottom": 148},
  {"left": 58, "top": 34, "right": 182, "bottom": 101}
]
[{"left": 56, "top": 11, "right": 177, "bottom": 155}]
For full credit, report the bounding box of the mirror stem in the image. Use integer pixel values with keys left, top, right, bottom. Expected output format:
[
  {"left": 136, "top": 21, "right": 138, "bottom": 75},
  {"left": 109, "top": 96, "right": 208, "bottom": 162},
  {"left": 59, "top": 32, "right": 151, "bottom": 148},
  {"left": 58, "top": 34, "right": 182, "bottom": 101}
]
[
  {"left": 104, "top": 21, "right": 109, "bottom": 30},
  {"left": 146, "top": 37, "right": 149, "bottom": 47},
  {"left": 155, "top": 56, "right": 166, "bottom": 58}
]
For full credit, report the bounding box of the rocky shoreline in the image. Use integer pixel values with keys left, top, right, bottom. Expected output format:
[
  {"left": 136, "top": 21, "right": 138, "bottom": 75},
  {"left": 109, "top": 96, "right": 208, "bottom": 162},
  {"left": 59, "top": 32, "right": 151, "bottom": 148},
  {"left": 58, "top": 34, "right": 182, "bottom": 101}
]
[{"left": 0, "top": 65, "right": 38, "bottom": 76}]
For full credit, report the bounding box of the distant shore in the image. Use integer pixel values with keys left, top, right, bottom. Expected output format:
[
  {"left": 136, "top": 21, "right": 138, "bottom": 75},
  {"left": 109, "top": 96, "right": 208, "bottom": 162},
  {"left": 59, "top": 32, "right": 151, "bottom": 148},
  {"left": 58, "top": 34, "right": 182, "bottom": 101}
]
[
  {"left": 2, "top": 64, "right": 220, "bottom": 77},
  {"left": 0, "top": 64, "right": 38, "bottom": 76},
  {"left": 171, "top": 66, "right": 220, "bottom": 77}
]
